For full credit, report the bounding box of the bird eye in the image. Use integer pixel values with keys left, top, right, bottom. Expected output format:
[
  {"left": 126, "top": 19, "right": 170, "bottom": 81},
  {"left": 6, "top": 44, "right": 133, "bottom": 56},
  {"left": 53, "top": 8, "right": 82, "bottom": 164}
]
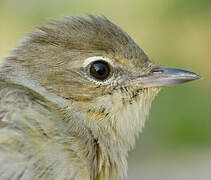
[{"left": 89, "top": 60, "right": 111, "bottom": 81}]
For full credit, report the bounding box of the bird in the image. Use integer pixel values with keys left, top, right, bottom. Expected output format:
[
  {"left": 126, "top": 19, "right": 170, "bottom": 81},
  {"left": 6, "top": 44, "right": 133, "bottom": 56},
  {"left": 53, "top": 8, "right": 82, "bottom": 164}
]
[{"left": 0, "top": 15, "right": 200, "bottom": 180}]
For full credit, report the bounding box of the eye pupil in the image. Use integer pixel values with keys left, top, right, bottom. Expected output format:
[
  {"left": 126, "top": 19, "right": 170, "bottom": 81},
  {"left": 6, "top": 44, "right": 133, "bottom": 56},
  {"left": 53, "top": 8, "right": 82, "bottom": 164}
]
[{"left": 90, "top": 60, "right": 111, "bottom": 81}]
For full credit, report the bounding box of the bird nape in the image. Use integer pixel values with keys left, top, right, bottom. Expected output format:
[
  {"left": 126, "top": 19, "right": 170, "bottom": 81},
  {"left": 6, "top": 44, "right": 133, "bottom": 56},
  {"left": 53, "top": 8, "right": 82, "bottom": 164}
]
[{"left": 0, "top": 15, "right": 200, "bottom": 180}]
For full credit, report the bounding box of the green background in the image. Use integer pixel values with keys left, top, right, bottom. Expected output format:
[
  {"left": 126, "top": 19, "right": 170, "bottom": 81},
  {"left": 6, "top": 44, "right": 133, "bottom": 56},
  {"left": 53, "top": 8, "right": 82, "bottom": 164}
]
[{"left": 0, "top": 0, "right": 210, "bottom": 179}]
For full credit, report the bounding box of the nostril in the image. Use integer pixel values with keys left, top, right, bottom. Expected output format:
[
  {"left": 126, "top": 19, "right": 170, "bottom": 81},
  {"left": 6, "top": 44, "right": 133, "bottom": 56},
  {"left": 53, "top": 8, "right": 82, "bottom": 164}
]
[{"left": 151, "top": 68, "right": 164, "bottom": 74}]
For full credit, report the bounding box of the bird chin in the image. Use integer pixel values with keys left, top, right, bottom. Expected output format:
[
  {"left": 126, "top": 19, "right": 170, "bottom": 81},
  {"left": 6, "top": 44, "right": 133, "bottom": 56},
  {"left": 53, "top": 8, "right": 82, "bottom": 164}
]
[
  {"left": 83, "top": 87, "right": 160, "bottom": 148},
  {"left": 108, "top": 87, "right": 160, "bottom": 146}
]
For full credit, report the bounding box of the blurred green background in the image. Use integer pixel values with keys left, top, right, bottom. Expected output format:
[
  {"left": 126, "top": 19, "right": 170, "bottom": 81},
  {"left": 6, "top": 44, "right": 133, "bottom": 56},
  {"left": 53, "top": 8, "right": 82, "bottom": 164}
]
[{"left": 0, "top": 0, "right": 211, "bottom": 179}]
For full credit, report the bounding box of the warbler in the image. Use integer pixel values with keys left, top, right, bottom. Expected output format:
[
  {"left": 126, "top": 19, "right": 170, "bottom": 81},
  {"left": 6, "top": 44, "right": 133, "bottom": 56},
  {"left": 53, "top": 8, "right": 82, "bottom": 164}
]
[{"left": 0, "top": 15, "right": 200, "bottom": 180}]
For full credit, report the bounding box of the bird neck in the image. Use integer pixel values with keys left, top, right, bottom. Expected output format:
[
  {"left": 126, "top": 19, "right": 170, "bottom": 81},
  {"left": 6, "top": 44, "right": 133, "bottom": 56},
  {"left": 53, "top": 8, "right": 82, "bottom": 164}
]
[
  {"left": 84, "top": 116, "right": 129, "bottom": 180},
  {"left": 75, "top": 88, "right": 160, "bottom": 179}
]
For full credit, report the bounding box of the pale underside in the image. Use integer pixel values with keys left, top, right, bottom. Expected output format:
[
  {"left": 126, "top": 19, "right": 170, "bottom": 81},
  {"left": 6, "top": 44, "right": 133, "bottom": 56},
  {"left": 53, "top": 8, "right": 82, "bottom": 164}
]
[{"left": 0, "top": 83, "right": 159, "bottom": 180}]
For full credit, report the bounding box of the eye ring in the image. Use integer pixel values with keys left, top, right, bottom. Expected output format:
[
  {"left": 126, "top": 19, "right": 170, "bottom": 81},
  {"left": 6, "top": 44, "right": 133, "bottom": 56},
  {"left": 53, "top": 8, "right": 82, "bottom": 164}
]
[
  {"left": 83, "top": 56, "right": 114, "bottom": 83},
  {"left": 89, "top": 60, "right": 112, "bottom": 81}
]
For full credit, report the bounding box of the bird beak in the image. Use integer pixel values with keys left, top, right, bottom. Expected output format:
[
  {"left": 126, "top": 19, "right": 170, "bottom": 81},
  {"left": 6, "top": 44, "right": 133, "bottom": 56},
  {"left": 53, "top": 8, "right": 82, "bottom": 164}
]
[{"left": 132, "top": 66, "right": 201, "bottom": 88}]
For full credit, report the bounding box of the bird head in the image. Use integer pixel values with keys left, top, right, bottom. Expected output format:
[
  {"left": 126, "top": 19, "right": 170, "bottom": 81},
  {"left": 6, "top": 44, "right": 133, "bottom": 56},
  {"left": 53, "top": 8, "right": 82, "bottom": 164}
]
[{"left": 2, "top": 15, "right": 200, "bottom": 148}]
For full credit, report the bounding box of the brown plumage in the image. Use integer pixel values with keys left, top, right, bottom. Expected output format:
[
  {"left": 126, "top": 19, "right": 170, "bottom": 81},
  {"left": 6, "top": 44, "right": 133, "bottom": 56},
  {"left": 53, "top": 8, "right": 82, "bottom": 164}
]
[{"left": 0, "top": 15, "right": 200, "bottom": 180}]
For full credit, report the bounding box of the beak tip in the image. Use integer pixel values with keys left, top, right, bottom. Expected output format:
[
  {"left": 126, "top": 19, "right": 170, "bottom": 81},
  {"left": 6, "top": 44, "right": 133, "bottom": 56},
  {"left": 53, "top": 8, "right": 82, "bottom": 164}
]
[
  {"left": 195, "top": 74, "right": 201, "bottom": 80},
  {"left": 186, "top": 72, "right": 201, "bottom": 81},
  {"left": 196, "top": 74, "right": 201, "bottom": 80}
]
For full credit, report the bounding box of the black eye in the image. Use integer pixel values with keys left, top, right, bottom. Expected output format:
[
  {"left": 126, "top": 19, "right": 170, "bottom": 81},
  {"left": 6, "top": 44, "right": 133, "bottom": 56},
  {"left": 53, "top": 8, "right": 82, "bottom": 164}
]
[{"left": 89, "top": 60, "right": 111, "bottom": 81}]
